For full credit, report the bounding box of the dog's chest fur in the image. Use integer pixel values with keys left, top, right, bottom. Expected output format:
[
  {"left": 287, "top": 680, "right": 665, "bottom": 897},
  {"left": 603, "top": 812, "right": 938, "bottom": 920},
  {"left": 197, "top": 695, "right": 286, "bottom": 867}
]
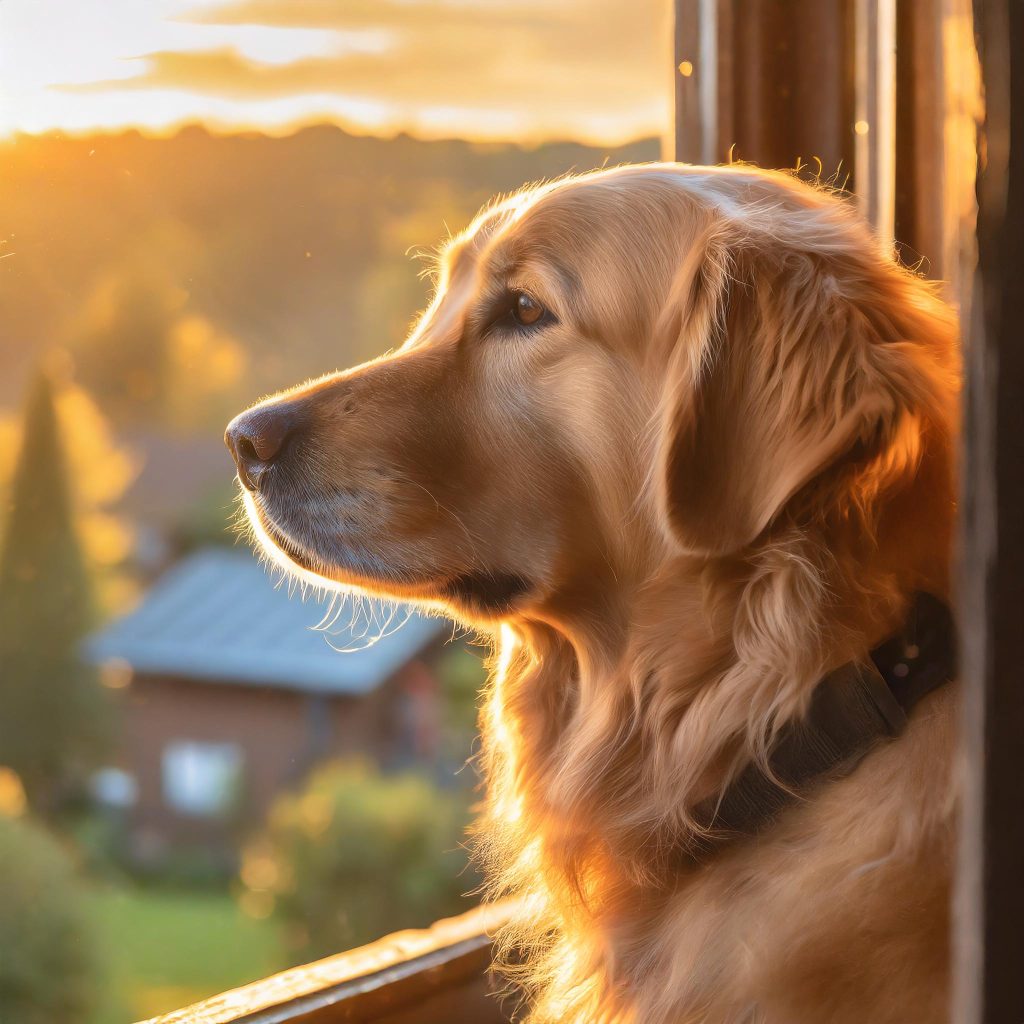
[{"left": 617, "top": 687, "right": 956, "bottom": 1024}]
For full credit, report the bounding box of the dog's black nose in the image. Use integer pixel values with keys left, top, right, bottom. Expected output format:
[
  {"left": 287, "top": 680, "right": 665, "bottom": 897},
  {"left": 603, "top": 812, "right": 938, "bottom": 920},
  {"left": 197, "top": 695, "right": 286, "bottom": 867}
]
[{"left": 225, "top": 404, "right": 300, "bottom": 491}]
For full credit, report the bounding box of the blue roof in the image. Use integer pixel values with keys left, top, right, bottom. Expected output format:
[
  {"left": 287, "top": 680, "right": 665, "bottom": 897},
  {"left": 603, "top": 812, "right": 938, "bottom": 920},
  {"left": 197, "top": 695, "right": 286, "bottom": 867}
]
[{"left": 85, "top": 548, "right": 447, "bottom": 696}]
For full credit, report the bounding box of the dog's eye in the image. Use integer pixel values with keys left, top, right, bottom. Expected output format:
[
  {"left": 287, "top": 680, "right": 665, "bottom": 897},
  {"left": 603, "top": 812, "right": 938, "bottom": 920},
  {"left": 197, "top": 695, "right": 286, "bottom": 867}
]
[
  {"left": 482, "top": 289, "right": 553, "bottom": 337},
  {"left": 512, "top": 292, "right": 546, "bottom": 327}
]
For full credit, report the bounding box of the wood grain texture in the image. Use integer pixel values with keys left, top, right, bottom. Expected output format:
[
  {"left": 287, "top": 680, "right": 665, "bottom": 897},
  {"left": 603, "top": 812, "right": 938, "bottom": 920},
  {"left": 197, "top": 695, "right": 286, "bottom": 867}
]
[
  {"left": 137, "top": 902, "right": 513, "bottom": 1024},
  {"left": 956, "top": 2, "right": 1024, "bottom": 1022},
  {"left": 674, "top": 0, "right": 855, "bottom": 176}
]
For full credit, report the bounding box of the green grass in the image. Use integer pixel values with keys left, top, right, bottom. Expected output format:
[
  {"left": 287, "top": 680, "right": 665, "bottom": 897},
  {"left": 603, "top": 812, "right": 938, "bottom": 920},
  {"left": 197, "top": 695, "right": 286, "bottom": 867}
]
[{"left": 88, "top": 886, "right": 287, "bottom": 1024}]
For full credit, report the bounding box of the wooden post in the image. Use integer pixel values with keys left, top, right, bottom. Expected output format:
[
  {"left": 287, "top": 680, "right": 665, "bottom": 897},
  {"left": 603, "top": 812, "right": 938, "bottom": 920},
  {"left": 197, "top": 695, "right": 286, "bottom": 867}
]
[
  {"left": 893, "top": 0, "right": 946, "bottom": 271},
  {"left": 955, "top": 1, "right": 1024, "bottom": 1021},
  {"left": 673, "top": 0, "right": 856, "bottom": 182},
  {"left": 893, "top": 0, "right": 981, "bottom": 298},
  {"left": 673, "top": 0, "right": 706, "bottom": 163},
  {"left": 853, "top": 0, "right": 897, "bottom": 240}
]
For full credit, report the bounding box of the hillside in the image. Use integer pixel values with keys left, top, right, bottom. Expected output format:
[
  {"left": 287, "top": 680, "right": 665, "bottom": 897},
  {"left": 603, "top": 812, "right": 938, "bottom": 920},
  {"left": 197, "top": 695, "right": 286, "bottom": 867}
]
[{"left": 0, "top": 126, "right": 659, "bottom": 425}]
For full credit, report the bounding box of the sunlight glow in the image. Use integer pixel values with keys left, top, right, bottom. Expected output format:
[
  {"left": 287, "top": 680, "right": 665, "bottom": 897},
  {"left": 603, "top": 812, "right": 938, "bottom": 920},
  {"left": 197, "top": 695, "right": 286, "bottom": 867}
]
[
  {"left": 0, "top": 0, "right": 666, "bottom": 143},
  {"left": 241, "top": 488, "right": 355, "bottom": 596},
  {"left": 487, "top": 624, "right": 526, "bottom": 824}
]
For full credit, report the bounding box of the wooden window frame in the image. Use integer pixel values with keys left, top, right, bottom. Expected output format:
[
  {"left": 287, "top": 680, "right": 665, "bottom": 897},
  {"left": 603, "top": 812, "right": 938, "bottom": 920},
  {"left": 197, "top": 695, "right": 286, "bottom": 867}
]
[
  {"left": 138, "top": 902, "right": 512, "bottom": 1024},
  {"left": 674, "top": 3, "right": 1024, "bottom": 1021},
  {"left": 955, "top": 4, "right": 1024, "bottom": 1021}
]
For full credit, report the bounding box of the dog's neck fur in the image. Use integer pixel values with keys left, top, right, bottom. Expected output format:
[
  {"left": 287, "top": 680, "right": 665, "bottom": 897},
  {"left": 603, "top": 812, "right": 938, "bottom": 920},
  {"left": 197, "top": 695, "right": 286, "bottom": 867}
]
[{"left": 477, "top": 419, "right": 955, "bottom": 1023}]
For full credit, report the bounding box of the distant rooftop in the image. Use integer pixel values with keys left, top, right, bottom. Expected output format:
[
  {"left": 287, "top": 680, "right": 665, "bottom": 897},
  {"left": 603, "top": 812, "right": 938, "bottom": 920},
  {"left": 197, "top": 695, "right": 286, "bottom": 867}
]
[{"left": 86, "top": 547, "right": 447, "bottom": 696}]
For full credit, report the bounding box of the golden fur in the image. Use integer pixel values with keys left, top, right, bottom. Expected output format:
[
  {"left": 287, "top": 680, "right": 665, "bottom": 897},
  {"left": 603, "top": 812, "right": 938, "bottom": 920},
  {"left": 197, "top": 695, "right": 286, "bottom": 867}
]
[{"left": 230, "top": 163, "right": 960, "bottom": 1023}]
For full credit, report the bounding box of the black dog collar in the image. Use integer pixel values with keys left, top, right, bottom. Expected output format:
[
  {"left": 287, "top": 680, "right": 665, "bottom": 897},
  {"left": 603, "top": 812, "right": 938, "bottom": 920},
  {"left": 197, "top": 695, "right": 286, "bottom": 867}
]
[{"left": 687, "top": 592, "right": 956, "bottom": 854}]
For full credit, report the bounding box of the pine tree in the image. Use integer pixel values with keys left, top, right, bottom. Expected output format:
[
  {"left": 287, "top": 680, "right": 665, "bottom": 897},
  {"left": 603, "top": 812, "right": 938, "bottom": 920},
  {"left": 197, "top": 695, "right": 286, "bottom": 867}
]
[{"left": 0, "top": 368, "right": 110, "bottom": 811}]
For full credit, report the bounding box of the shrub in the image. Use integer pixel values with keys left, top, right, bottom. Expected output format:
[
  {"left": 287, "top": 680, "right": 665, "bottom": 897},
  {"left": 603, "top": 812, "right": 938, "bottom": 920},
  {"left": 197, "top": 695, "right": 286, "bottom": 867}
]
[
  {"left": 0, "top": 813, "right": 103, "bottom": 1024},
  {"left": 240, "top": 760, "right": 477, "bottom": 960}
]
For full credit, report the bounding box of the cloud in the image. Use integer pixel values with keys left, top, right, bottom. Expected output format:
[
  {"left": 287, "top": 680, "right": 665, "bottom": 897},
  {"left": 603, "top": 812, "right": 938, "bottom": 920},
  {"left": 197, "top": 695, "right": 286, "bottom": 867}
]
[
  {"left": 179, "top": 0, "right": 665, "bottom": 70},
  {"left": 182, "top": 0, "right": 579, "bottom": 34},
  {"left": 54, "top": 0, "right": 668, "bottom": 142}
]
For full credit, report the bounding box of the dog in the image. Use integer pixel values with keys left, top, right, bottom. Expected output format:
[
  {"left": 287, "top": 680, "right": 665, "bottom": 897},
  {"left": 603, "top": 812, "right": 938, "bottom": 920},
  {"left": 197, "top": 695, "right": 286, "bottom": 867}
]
[{"left": 227, "top": 163, "right": 960, "bottom": 1024}]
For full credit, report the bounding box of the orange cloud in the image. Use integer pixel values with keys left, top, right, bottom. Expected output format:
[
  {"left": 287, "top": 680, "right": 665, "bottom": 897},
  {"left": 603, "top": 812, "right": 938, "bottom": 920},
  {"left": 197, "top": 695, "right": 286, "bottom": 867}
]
[
  {"left": 53, "top": 0, "right": 669, "bottom": 143},
  {"left": 182, "top": 0, "right": 578, "bottom": 33}
]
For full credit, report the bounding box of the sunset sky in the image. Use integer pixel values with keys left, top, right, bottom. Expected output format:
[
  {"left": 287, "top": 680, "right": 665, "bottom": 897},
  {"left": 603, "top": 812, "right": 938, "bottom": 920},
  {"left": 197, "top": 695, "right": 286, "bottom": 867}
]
[{"left": 0, "top": 0, "right": 669, "bottom": 143}]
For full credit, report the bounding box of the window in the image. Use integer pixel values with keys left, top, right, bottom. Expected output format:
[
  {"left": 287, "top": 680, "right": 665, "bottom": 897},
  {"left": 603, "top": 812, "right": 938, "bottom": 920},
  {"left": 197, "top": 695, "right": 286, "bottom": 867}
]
[
  {"left": 90, "top": 766, "right": 138, "bottom": 809},
  {"left": 162, "top": 740, "right": 243, "bottom": 818}
]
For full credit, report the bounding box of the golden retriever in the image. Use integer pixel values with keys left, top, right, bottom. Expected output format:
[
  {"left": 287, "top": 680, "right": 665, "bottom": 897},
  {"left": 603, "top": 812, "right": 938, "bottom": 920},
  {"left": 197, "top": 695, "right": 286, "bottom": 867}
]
[{"left": 226, "top": 163, "right": 960, "bottom": 1024}]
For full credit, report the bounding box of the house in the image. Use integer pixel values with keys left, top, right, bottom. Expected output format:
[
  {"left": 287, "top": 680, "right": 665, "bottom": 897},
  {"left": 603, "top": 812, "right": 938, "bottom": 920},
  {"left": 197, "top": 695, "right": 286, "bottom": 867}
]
[{"left": 85, "top": 547, "right": 448, "bottom": 863}]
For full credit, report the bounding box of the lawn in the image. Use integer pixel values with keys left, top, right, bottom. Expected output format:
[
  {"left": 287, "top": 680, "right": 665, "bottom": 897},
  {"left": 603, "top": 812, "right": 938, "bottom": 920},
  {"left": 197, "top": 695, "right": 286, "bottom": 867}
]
[{"left": 88, "top": 886, "right": 288, "bottom": 1024}]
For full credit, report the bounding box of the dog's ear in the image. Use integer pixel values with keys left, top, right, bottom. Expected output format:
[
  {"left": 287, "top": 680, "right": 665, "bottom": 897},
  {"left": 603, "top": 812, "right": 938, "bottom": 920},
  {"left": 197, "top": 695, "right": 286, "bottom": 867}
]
[{"left": 656, "top": 229, "right": 930, "bottom": 557}]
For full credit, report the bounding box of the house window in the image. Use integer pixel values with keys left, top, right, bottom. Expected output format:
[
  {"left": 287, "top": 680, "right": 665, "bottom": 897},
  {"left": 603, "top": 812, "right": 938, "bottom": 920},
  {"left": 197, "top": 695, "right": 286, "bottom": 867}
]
[
  {"left": 162, "top": 740, "right": 243, "bottom": 818},
  {"left": 91, "top": 767, "right": 138, "bottom": 809}
]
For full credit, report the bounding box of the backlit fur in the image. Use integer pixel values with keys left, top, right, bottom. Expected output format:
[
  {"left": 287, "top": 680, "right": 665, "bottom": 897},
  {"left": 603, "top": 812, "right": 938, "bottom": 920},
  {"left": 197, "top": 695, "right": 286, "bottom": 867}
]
[{"left": 231, "top": 164, "right": 960, "bottom": 1023}]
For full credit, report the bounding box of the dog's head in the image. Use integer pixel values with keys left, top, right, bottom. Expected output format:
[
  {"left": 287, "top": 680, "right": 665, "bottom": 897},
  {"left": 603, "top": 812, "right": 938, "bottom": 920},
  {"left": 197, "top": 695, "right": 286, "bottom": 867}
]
[{"left": 227, "top": 164, "right": 954, "bottom": 624}]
